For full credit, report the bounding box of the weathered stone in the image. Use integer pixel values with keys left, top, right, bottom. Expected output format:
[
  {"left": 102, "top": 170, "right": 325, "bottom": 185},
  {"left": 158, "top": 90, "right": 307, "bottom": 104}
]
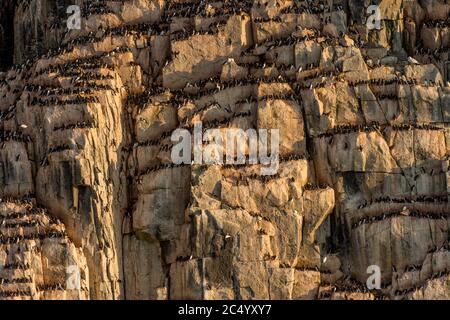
[{"left": 0, "top": 0, "right": 449, "bottom": 301}]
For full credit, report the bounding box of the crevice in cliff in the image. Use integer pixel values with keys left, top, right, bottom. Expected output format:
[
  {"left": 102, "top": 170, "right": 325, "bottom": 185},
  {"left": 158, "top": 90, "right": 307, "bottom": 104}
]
[
  {"left": 0, "top": 0, "right": 16, "bottom": 71},
  {"left": 121, "top": 101, "right": 137, "bottom": 300}
]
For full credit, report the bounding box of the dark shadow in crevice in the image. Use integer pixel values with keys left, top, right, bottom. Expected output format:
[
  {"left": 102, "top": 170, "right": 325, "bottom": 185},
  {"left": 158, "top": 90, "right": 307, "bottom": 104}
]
[{"left": 0, "top": 0, "right": 17, "bottom": 71}]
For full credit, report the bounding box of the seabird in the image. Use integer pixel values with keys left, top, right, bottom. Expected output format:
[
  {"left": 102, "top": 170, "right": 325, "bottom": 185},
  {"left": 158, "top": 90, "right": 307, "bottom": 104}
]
[{"left": 408, "top": 56, "right": 420, "bottom": 65}]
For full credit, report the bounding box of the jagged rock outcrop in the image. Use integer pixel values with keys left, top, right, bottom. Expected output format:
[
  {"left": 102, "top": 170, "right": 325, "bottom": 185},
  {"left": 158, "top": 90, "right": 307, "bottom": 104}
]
[
  {"left": 0, "top": 198, "right": 89, "bottom": 300},
  {"left": 0, "top": 0, "right": 449, "bottom": 300}
]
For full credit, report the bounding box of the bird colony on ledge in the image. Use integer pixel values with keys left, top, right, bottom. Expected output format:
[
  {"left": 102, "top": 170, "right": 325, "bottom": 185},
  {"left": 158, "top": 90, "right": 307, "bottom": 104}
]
[{"left": 0, "top": 0, "right": 449, "bottom": 300}]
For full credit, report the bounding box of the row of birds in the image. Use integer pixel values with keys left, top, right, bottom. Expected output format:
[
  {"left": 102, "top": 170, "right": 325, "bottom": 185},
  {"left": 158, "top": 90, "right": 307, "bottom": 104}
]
[
  {"left": 158, "top": 144, "right": 172, "bottom": 152},
  {"left": 138, "top": 163, "right": 187, "bottom": 177},
  {"left": 139, "top": 75, "right": 443, "bottom": 107},
  {"left": 279, "top": 153, "right": 310, "bottom": 162},
  {"left": 42, "top": 12, "right": 346, "bottom": 72},
  {"left": 80, "top": 1, "right": 114, "bottom": 18},
  {"left": 32, "top": 63, "right": 445, "bottom": 113},
  {"left": 181, "top": 76, "right": 288, "bottom": 93},
  {"left": 423, "top": 19, "right": 450, "bottom": 28},
  {"left": 35, "top": 46, "right": 127, "bottom": 76},
  {"left": 133, "top": 123, "right": 311, "bottom": 164},
  {"left": 183, "top": 111, "right": 253, "bottom": 131},
  {"left": 259, "top": 93, "right": 298, "bottom": 102},
  {"left": 427, "top": 242, "right": 450, "bottom": 254},
  {"left": 0, "top": 290, "right": 33, "bottom": 298},
  {"left": 347, "top": 78, "right": 445, "bottom": 87},
  {"left": 236, "top": 61, "right": 321, "bottom": 73},
  {"left": 1, "top": 113, "right": 445, "bottom": 159},
  {"left": 300, "top": 70, "right": 337, "bottom": 82},
  {"left": 137, "top": 152, "right": 309, "bottom": 178},
  {"left": 317, "top": 122, "right": 444, "bottom": 139},
  {"left": 69, "top": 73, "right": 115, "bottom": 83},
  {"left": 170, "top": 24, "right": 225, "bottom": 42},
  {"left": 351, "top": 211, "right": 449, "bottom": 230},
  {"left": 2, "top": 4, "right": 342, "bottom": 75},
  {"left": 303, "top": 183, "right": 329, "bottom": 190},
  {"left": 245, "top": 33, "right": 337, "bottom": 55},
  {"left": 0, "top": 106, "right": 15, "bottom": 122},
  {"left": 234, "top": 173, "right": 282, "bottom": 184},
  {"left": 254, "top": 12, "right": 345, "bottom": 25},
  {"left": 132, "top": 131, "right": 173, "bottom": 149},
  {"left": 135, "top": 110, "right": 253, "bottom": 151},
  {"left": 43, "top": 22, "right": 162, "bottom": 61},
  {"left": 396, "top": 265, "right": 424, "bottom": 273},
  {"left": 0, "top": 220, "right": 40, "bottom": 229},
  {"left": 393, "top": 269, "right": 450, "bottom": 297},
  {"left": 317, "top": 123, "right": 380, "bottom": 138},
  {"left": 152, "top": 80, "right": 295, "bottom": 103},
  {"left": 0, "top": 208, "right": 47, "bottom": 221},
  {"left": 49, "top": 0, "right": 343, "bottom": 35},
  {"left": 222, "top": 162, "right": 260, "bottom": 169},
  {"left": 5, "top": 37, "right": 443, "bottom": 100},
  {"left": 319, "top": 285, "right": 387, "bottom": 298},
  {"left": 416, "top": 44, "right": 450, "bottom": 56},
  {"left": 223, "top": 153, "right": 309, "bottom": 169},
  {"left": 376, "top": 93, "right": 400, "bottom": 100},
  {"left": 39, "top": 145, "right": 73, "bottom": 166},
  {"left": 36, "top": 61, "right": 115, "bottom": 77},
  {"left": 46, "top": 144, "right": 72, "bottom": 155},
  {"left": 53, "top": 121, "right": 96, "bottom": 132},
  {"left": 319, "top": 285, "right": 375, "bottom": 298},
  {"left": 33, "top": 8, "right": 346, "bottom": 74},
  {"left": 95, "top": 22, "right": 166, "bottom": 38},
  {"left": 163, "top": 0, "right": 254, "bottom": 21},
  {"left": 391, "top": 124, "right": 443, "bottom": 131},
  {"left": 0, "top": 231, "right": 67, "bottom": 245},
  {"left": 30, "top": 96, "right": 100, "bottom": 107},
  {"left": 125, "top": 89, "right": 171, "bottom": 110},
  {"left": 180, "top": 75, "right": 263, "bottom": 94},
  {"left": 296, "top": 265, "right": 326, "bottom": 273},
  {"left": 0, "top": 284, "right": 66, "bottom": 298},
  {"left": 36, "top": 283, "right": 66, "bottom": 292},
  {"left": 27, "top": 85, "right": 114, "bottom": 97},
  {"left": 50, "top": 0, "right": 250, "bottom": 28},
  {"left": 1, "top": 262, "right": 30, "bottom": 270},
  {"left": 76, "top": 82, "right": 118, "bottom": 94},
  {"left": 3, "top": 0, "right": 445, "bottom": 78},
  {"left": 0, "top": 131, "right": 31, "bottom": 144},
  {"left": 4, "top": 59, "right": 34, "bottom": 75},
  {"left": 0, "top": 15, "right": 444, "bottom": 131},
  {"left": 180, "top": 102, "right": 231, "bottom": 124},
  {"left": 0, "top": 277, "right": 32, "bottom": 285},
  {"left": 0, "top": 195, "right": 35, "bottom": 206},
  {"left": 358, "top": 195, "right": 449, "bottom": 208}
]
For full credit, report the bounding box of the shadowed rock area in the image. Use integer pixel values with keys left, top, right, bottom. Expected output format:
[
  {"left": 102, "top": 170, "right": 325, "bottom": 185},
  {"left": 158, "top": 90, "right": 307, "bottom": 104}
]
[{"left": 0, "top": 0, "right": 449, "bottom": 300}]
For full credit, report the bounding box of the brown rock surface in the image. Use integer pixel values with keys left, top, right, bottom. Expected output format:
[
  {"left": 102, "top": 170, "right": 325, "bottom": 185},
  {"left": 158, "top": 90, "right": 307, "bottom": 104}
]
[{"left": 0, "top": 0, "right": 449, "bottom": 300}]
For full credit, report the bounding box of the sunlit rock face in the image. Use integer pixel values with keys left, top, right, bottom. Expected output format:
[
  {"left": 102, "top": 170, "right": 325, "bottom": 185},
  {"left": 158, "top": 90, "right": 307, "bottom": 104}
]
[{"left": 0, "top": 0, "right": 449, "bottom": 300}]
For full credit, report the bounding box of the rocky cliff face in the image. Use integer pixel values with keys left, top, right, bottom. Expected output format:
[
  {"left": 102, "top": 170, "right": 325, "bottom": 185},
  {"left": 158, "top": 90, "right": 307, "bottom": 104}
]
[{"left": 0, "top": 0, "right": 449, "bottom": 300}]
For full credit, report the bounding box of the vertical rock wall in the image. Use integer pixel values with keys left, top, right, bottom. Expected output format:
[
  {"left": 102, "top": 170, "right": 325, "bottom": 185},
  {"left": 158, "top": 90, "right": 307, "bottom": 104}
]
[{"left": 0, "top": 0, "right": 449, "bottom": 300}]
